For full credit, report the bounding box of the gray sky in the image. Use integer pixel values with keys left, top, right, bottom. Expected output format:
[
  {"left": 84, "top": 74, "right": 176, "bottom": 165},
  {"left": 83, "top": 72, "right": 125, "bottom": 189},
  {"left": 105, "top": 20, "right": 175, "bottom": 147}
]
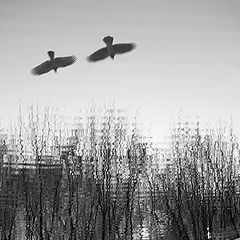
[{"left": 0, "top": 0, "right": 240, "bottom": 140}]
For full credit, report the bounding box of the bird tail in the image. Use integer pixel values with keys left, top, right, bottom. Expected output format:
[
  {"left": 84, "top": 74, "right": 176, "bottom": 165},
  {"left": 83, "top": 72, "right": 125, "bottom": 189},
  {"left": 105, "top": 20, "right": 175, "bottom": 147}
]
[
  {"left": 47, "top": 51, "right": 55, "bottom": 60},
  {"left": 103, "top": 36, "right": 113, "bottom": 45}
]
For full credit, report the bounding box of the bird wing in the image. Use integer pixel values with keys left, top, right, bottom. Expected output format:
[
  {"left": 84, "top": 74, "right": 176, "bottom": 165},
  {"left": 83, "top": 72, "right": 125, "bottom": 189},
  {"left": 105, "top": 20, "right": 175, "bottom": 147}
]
[
  {"left": 87, "top": 47, "right": 108, "bottom": 62},
  {"left": 54, "top": 56, "right": 77, "bottom": 68},
  {"left": 113, "top": 43, "right": 136, "bottom": 54},
  {"left": 31, "top": 61, "right": 52, "bottom": 75}
]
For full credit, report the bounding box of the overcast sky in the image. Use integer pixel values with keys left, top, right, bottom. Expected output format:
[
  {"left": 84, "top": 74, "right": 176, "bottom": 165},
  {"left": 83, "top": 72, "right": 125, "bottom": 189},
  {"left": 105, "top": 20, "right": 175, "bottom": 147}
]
[{"left": 0, "top": 0, "right": 240, "bottom": 141}]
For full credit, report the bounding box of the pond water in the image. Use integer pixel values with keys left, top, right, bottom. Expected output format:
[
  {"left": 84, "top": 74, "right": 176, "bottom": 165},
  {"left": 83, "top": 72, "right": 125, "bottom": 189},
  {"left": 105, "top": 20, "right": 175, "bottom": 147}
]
[{"left": 1, "top": 164, "right": 240, "bottom": 240}]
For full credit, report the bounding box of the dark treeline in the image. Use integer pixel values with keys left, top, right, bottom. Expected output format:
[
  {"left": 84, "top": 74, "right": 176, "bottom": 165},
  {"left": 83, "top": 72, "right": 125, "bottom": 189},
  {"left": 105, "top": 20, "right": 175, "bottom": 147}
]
[{"left": 0, "top": 108, "right": 240, "bottom": 240}]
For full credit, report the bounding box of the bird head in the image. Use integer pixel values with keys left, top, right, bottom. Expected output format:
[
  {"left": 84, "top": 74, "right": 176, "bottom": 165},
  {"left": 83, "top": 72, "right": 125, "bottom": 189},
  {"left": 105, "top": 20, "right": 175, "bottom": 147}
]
[
  {"left": 103, "top": 36, "right": 113, "bottom": 45},
  {"left": 47, "top": 51, "right": 55, "bottom": 60}
]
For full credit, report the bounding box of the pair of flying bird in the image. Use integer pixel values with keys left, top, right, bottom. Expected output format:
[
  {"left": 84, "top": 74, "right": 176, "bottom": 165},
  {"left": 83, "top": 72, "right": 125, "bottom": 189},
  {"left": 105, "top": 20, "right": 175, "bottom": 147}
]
[{"left": 31, "top": 36, "right": 136, "bottom": 76}]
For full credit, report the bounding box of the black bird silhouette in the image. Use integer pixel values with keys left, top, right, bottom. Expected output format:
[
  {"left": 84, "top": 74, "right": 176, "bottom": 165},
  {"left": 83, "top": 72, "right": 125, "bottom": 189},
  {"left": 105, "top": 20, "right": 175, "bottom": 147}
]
[
  {"left": 87, "top": 36, "right": 136, "bottom": 62},
  {"left": 31, "top": 51, "right": 77, "bottom": 75}
]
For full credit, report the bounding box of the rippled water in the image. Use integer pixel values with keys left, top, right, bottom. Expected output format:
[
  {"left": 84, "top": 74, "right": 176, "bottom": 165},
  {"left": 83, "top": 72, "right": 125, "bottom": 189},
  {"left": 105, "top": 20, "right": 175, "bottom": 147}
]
[
  {"left": 1, "top": 110, "right": 240, "bottom": 240},
  {"left": 0, "top": 163, "right": 169, "bottom": 240},
  {"left": 2, "top": 165, "right": 240, "bottom": 240}
]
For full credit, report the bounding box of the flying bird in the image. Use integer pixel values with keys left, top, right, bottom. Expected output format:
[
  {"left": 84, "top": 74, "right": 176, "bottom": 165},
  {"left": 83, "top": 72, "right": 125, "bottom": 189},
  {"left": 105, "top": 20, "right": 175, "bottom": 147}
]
[
  {"left": 87, "top": 36, "right": 136, "bottom": 62},
  {"left": 31, "top": 51, "right": 77, "bottom": 76}
]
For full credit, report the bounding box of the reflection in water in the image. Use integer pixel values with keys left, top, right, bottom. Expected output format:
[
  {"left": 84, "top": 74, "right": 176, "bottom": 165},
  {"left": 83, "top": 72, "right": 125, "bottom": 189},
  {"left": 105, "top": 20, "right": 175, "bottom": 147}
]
[
  {"left": 0, "top": 167, "right": 168, "bottom": 240},
  {"left": 0, "top": 109, "right": 240, "bottom": 239}
]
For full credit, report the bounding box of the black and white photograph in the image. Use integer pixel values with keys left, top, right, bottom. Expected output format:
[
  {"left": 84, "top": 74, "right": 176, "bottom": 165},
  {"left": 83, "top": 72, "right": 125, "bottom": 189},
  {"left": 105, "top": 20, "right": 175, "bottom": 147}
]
[{"left": 0, "top": 0, "right": 240, "bottom": 239}]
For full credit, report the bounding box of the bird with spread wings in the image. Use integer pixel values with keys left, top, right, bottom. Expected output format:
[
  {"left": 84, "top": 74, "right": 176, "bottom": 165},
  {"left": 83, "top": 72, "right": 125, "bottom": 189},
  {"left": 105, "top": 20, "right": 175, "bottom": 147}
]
[
  {"left": 87, "top": 36, "right": 136, "bottom": 62},
  {"left": 31, "top": 51, "right": 77, "bottom": 76}
]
